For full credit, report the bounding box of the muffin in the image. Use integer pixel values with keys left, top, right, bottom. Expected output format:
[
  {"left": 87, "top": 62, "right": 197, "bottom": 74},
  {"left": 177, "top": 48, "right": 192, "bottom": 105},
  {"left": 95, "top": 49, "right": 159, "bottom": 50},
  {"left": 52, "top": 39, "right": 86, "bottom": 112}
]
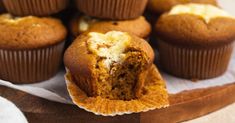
[
  {"left": 3, "top": 0, "right": 68, "bottom": 16},
  {"left": 155, "top": 4, "right": 235, "bottom": 79},
  {"left": 0, "top": 14, "right": 67, "bottom": 84},
  {"left": 148, "top": 0, "right": 217, "bottom": 14},
  {"left": 70, "top": 15, "right": 151, "bottom": 39},
  {"left": 64, "top": 31, "right": 168, "bottom": 116},
  {"left": 76, "top": 0, "right": 148, "bottom": 20}
]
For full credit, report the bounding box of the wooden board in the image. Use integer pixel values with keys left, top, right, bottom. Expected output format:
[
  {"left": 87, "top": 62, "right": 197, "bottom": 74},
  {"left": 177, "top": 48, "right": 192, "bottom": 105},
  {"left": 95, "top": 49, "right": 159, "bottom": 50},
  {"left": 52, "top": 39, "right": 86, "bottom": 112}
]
[{"left": 1, "top": 82, "right": 235, "bottom": 123}]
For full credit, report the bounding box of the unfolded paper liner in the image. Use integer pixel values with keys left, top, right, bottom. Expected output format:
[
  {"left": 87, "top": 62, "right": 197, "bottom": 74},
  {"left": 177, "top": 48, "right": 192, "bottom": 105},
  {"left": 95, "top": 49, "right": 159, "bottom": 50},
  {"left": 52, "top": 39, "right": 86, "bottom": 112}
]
[
  {"left": 76, "top": 0, "right": 148, "bottom": 20},
  {"left": 65, "top": 65, "right": 169, "bottom": 116},
  {"left": 158, "top": 40, "right": 234, "bottom": 80},
  {"left": 3, "top": 0, "right": 68, "bottom": 16},
  {"left": 0, "top": 41, "right": 65, "bottom": 84}
]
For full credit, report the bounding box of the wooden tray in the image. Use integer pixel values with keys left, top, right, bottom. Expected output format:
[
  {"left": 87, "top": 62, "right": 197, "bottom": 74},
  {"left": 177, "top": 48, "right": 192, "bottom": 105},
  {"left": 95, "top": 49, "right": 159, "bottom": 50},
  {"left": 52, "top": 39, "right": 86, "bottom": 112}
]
[{"left": 1, "top": 82, "right": 235, "bottom": 123}]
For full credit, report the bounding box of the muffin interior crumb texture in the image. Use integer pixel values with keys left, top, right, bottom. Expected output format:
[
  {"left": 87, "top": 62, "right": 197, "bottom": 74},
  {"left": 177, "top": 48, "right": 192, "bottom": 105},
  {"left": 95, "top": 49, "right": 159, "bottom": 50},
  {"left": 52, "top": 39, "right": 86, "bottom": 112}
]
[
  {"left": 169, "top": 3, "right": 234, "bottom": 23},
  {"left": 88, "top": 31, "right": 149, "bottom": 100}
]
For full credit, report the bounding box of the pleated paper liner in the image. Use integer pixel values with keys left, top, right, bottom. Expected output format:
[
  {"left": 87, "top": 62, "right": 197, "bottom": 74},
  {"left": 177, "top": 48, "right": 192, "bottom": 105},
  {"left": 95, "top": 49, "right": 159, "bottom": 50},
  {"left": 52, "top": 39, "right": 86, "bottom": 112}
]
[
  {"left": 3, "top": 0, "right": 68, "bottom": 16},
  {"left": 76, "top": 0, "right": 148, "bottom": 20},
  {"left": 0, "top": 41, "right": 65, "bottom": 84},
  {"left": 65, "top": 65, "right": 169, "bottom": 116},
  {"left": 158, "top": 39, "right": 234, "bottom": 80}
]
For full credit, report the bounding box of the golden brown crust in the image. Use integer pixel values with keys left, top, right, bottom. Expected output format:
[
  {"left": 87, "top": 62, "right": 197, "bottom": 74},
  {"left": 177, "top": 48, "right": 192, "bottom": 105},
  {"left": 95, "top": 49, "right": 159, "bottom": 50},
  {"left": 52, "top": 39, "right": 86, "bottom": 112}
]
[
  {"left": 155, "top": 14, "right": 235, "bottom": 48},
  {"left": 0, "top": 14, "right": 67, "bottom": 50},
  {"left": 148, "top": 0, "right": 217, "bottom": 14},
  {"left": 65, "top": 65, "right": 169, "bottom": 116},
  {"left": 3, "top": 0, "right": 68, "bottom": 16},
  {"left": 64, "top": 34, "right": 97, "bottom": 96},
  {"left": 70, "top": 16, "right": 151, "bottom": 39},
  {"left": 64, "top": 31, "right": 154, "bottom": 97},
  {"left": 76, "top": 0, "right": 148, "bottom": 20}
]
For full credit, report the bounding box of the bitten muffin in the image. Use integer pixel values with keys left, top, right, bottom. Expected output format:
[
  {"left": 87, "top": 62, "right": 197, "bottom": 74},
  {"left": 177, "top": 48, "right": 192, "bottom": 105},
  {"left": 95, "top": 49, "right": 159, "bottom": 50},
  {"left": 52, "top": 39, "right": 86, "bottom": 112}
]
[
  {"left": 148, "top": 0, "right": 217, "bottom": 14},
  {"left": 76, "top": 0, "right": 148, "bottom": 20},
  {"left": 0, "top": 14, "right": 67, "bottom": 84},
  {"left": 3, "top": 0, "right": 68, "bottom": 16},
  {"left": 70, "top": 15, "right": 151, "bottom": 39},
  {"left": 155, "top": 4, "right": 235, "bottom": 80},
  {"left": 64, "top": 31, "right": 169, "bottom": 115}
]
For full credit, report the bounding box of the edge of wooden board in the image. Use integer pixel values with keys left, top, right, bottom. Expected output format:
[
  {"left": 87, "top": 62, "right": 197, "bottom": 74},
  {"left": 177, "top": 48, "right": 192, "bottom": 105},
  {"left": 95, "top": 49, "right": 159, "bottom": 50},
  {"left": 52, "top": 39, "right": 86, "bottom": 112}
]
[{"left": 1, "top": 82, "right": 235, "bottom": 123}]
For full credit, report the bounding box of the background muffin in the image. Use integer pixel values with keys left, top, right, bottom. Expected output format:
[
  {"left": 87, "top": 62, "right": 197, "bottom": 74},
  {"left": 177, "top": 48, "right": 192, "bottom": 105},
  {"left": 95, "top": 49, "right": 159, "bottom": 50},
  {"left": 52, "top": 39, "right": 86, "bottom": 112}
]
[
  {"left": 155, "top": 4, "right": 235, "bottom": 79},
  {"left": 3, "top": 0, "right": 68, "bottom": 16},
  {"left": 148, "top": 0, "right": 217, "bottom": 14},
  {"left": 0, "top": 14, "right": 67, "bottom": 84},
  {"left": 70, "top": 15, "right": 151, "bottom": 39},
  {"left": 76, "top": 0, "right": 148, "bottom": 20}
]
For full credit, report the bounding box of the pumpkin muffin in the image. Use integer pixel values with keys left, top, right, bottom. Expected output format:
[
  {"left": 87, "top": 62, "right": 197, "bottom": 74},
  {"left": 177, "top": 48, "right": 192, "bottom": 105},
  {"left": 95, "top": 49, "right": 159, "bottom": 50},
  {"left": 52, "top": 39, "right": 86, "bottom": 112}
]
[
  {"left": 3, "top": 0, "right": 68, "bottom": 16},
  {"left": 75, "top": 0, "right": 148, "bottom": 20},
  {"left": 70, "top": 15, "right": 151, "bottom": 39},
  {"left": 64, "top": 31, "right": 169, "bottom": 116},
  {"left": 155, "top": 4, "right": 235, "bottom": 80},
  {"left": 148, "top": 0, "right": 217, "bottom": 14},
  {"left": 0, "top": 14, "right": 67, "bottom": 84}
]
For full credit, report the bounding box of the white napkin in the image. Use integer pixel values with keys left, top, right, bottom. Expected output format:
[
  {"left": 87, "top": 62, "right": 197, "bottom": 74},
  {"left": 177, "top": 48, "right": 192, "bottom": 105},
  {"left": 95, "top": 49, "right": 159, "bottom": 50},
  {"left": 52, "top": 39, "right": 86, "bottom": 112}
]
[{"left": 0, "top": 96, "right": 28, "bottom": 123}]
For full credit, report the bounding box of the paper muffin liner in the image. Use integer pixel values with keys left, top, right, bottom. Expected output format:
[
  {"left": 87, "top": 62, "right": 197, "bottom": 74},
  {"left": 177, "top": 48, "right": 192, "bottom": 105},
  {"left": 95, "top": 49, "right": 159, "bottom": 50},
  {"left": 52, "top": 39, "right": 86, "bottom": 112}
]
[
  {"left": 65, "top": 65, "right": 169, "bottom": 116},
  {"left": 0, "top": 41, "right": 65, "bottom": 84},
  {"left": 3, "top": 0, "right": 68, "bottom": 16},
  {"left": 76, "top": 0, "right": 148, "bottom": 20},
  {"left": 158, "top": 40, "right": 234, "bottom": 79}
]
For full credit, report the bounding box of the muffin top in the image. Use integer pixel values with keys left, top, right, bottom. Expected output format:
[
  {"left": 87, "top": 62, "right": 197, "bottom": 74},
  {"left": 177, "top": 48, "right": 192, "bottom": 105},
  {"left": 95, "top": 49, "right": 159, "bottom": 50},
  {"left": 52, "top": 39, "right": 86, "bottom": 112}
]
[
  {"left": 64, "top": 31, "right": 154, "bottom": 92},
  {"left": 65, "top": 30, "right": 154, "bottom": 73},
  {"left": 155, "top": 4, "right": 235, "bottom": 48},
  {"left": 0, "top": 14, "right": 67, "bottom": 50},
  {"left": 70, "top": 15, "right": 151, "bottom": 38},
  {"left": 148, "top": 0, "right": 217, "bottom": 14}
]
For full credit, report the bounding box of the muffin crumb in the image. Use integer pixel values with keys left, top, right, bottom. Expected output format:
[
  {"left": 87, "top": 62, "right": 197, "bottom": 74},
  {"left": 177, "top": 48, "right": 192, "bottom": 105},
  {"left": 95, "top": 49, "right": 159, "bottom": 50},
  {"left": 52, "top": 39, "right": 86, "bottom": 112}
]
[{"left": 87, "top": 31, "right": 149, "bottom": 100}]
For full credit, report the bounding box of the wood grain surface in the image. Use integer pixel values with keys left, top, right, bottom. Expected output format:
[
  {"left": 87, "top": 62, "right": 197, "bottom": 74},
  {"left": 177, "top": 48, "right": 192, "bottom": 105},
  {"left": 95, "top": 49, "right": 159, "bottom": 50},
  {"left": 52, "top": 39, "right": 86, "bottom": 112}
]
[{"left": 1, "top": 82, "right": 235, "bottom": 123}]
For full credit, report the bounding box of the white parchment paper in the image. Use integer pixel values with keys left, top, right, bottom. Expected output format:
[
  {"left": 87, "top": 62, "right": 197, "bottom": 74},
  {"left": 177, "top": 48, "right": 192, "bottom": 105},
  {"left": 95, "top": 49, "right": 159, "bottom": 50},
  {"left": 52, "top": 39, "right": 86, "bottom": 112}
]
[{"left": 0, "top": 0, "right": 234, "bottom": 104}]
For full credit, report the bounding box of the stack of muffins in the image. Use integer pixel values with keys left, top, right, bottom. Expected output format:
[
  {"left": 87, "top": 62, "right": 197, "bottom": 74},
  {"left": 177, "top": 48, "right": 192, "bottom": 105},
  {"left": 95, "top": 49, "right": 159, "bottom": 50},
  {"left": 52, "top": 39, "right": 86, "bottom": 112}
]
[
  {"left": 0, "top": 0, "right": 68, "bottom": 83},
  {"left": 0, "top": 0, "right": 234, "bottom": 118}
]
